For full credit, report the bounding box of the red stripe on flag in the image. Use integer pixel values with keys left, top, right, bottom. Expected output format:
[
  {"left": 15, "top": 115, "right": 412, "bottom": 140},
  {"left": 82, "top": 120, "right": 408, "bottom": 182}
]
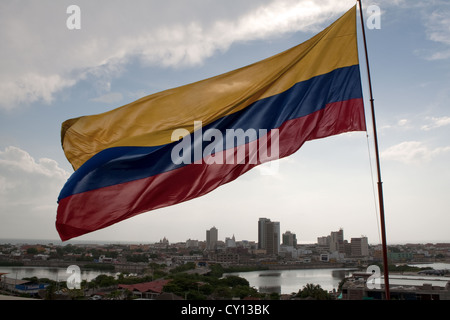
[{"left": 56, "top": 98, "right": 365, "bottom": 240}]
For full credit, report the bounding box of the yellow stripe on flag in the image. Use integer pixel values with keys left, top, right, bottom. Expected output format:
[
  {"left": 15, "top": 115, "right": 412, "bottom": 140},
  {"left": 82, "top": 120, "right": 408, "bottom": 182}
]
[{"left": 62, "top": 6, "right": 358, "bottom": 170}]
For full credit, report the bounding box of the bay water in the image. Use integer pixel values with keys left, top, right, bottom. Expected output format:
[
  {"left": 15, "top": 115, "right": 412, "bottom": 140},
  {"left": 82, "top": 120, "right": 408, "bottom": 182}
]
[{"left": 1, "top": 263, "right": 449, "bottom": 295}]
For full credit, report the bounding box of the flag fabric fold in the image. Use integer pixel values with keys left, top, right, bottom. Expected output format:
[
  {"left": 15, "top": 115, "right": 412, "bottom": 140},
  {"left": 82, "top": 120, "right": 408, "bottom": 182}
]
[{"left": 56, "top": 5, "right": 366, "bottom": 241}]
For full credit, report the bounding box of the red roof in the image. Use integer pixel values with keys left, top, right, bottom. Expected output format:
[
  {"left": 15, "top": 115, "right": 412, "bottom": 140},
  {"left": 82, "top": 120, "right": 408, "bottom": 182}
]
[{"left": 118, "top": 279, "right": 170, "bottom": 294}]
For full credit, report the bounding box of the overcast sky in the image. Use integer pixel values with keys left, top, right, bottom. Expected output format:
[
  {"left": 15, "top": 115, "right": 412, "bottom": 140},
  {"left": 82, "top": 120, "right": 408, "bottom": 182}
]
[{"left": 1, "top": 0, "right": 449, "bottom": 245}]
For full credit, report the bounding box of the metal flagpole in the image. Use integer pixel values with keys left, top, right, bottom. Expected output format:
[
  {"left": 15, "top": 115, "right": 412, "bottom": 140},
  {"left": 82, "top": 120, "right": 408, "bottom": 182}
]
[{"left": 357, "top": 0, "right": 390, "bottom": 300}]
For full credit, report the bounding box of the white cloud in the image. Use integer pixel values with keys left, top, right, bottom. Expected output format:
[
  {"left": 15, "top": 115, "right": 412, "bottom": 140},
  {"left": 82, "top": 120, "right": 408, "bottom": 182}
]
[
  {"left": 381, "top": 141, "right": 450, "bottom": 164},
  {"left": 381, "top": 116, "right": 450, "bottom": 133},
  {"left": 426, "top": 11, "right": 450, "bottom": 45},
  {"left": 0, "top": 74, "right": 76, "bottom": 111},
  {"left": 0, "top": 0, "right": 354, "bottom": 110},
  {"left": 379, "top": 118, "right": 412, "bottom": 131},
  {"left": 0, "top": 146, "right": 70, "bottom": 208},
  {"left": 0, "top": 146, "right": 71, "bottom": 238},
  {"left": 421, "top": 116, "right": 450, "bottom": 131},
  {"left": 423, "top": 6, "right": 450, "bottom": 60}
]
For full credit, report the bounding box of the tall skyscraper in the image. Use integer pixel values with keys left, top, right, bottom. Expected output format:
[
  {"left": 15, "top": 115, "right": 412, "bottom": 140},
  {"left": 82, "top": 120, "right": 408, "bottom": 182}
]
[
  {"left": 258, "top": 218, "right": 280, "bottom": 255},
  {"left": 206, "top": 226, "right": 218, "bottom": 250},
  {"left": 266, "top": 221, "right": 280, "bottom": 255},
  {"left": 258, "top": 218, "right": 271, "bottom": 249}
]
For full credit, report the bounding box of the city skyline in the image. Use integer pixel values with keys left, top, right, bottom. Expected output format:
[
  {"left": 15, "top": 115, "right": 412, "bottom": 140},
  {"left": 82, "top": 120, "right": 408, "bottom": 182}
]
[
  {"left": 0, "top": 211, "right": 443, "bottom": 246},
  {"left": 1, "top": 1, "right": 450, "bottom": 245},
  {"left": 0, "top": 225, "right": 371, "bottom": 250}
]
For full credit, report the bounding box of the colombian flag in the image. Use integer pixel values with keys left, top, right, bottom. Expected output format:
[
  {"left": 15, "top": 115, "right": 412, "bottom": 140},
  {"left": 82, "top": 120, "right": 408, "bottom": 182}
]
[{"left": 56, "top": 6, "right": 366, "bottom": 241}]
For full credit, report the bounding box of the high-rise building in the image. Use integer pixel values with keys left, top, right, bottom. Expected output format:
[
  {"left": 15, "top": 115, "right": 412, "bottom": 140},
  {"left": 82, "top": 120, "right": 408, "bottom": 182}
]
[
  {"left": 351, "top": 236, "right": 369, "bottom": 257},
  {"left": 206, "top": 226, "right": 218, "bottom": 250},
  {"left": 282, "top": 231, "right": 297, "bottom": 248},
  {"left": 330, "top": 228, "right": 344, "bottom": 253},
  {"left": 258, "top": 218, "right": 280, "bottom": 255},
  {"left": 266, "top": 221, "right": 280, "bottom": 255},
  {"left": 258, "top": 218, "right": 271, "bottom": 249}
]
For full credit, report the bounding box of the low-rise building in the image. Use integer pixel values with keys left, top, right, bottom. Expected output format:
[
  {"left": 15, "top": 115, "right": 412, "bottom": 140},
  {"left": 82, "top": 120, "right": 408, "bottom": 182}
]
[
  {"left": 341, "top": 272, "right": 450, "bottom": 300},
  {"left": 118, "top": 279, "right": 171, "bottom": 299}
]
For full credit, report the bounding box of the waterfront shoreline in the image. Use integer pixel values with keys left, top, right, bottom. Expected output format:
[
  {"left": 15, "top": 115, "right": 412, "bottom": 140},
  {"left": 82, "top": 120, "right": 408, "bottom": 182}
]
[{"left": 2, "top": 259, "right": 450, "bottom": 275}]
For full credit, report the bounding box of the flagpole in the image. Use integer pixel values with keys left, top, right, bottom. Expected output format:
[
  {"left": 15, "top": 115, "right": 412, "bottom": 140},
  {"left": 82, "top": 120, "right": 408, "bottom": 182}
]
[{"left": 357, "top": 0, "right": 390, "bottom": 300}]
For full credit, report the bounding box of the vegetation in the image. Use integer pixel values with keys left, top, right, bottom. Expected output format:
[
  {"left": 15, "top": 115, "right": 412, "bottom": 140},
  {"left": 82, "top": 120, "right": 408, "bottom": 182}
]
[
  {"left": 163, "top": 272, "right": 262, "bottom": 300},
  {"left": 169, "top": 262, "right": 197, "bottom": 274},
  {"left": 26, "top": 247, "right": 39, "bottom": 254},
  {"left": 2, "top": 240, "right": 447, "bottom": 300},
  {"left": 14, "top": 262, "right": 284, "bottom": 300},
  {"left": 295, "top": 283, "right": 332, "bottom": 300},
  {"left": 372, "top": 262, "right": 433, "bottom": 273},
  {"left": 5, "top": 257, "right": 341, "bottom": 300},
  {"left": 389, "top": 264, "right": 432, "bottom": 272}
]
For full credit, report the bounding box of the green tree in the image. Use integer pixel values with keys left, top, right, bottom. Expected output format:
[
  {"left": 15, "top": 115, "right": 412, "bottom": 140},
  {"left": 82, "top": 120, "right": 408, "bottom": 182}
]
[
  {"left": 26, "top": 247, "right": 38, "bottom": 255},
  {"left": 198, "top": 283, "right": 214, "bottom": 296},
  {"left": 92, "top": 274, "right": 116, "bottom": 288},
  {"left": 231, "top": 285, "right": 260, "bottom": 299},
  {"left": 297, "top": 283, "right": 331, "bottom": 300},
  {"left": 44, "top": 283, "right": 57, "bottom": 300},
  {"left": 269, "top": 292, "right": 280, "bottom": 300},
  {"left": 220, "top": 275, "right": 249, "bottom": 287},
  {"left": 212, "top": 286, "right": 232, "bottom": 300},
  {"left": 160, "top": 264, "right": 262, "bottom": 300},
  {"left": 23, "top": 276, "right": 39, "bottom": 284},
  {"left": 208, "top": 264, "right": 224, "bottom": 278}
]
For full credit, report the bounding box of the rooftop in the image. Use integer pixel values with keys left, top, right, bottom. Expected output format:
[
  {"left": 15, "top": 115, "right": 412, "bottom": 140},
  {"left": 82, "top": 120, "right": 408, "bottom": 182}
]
[{"left": 118, "top": 279, "right": 171, "bottom": 294}]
